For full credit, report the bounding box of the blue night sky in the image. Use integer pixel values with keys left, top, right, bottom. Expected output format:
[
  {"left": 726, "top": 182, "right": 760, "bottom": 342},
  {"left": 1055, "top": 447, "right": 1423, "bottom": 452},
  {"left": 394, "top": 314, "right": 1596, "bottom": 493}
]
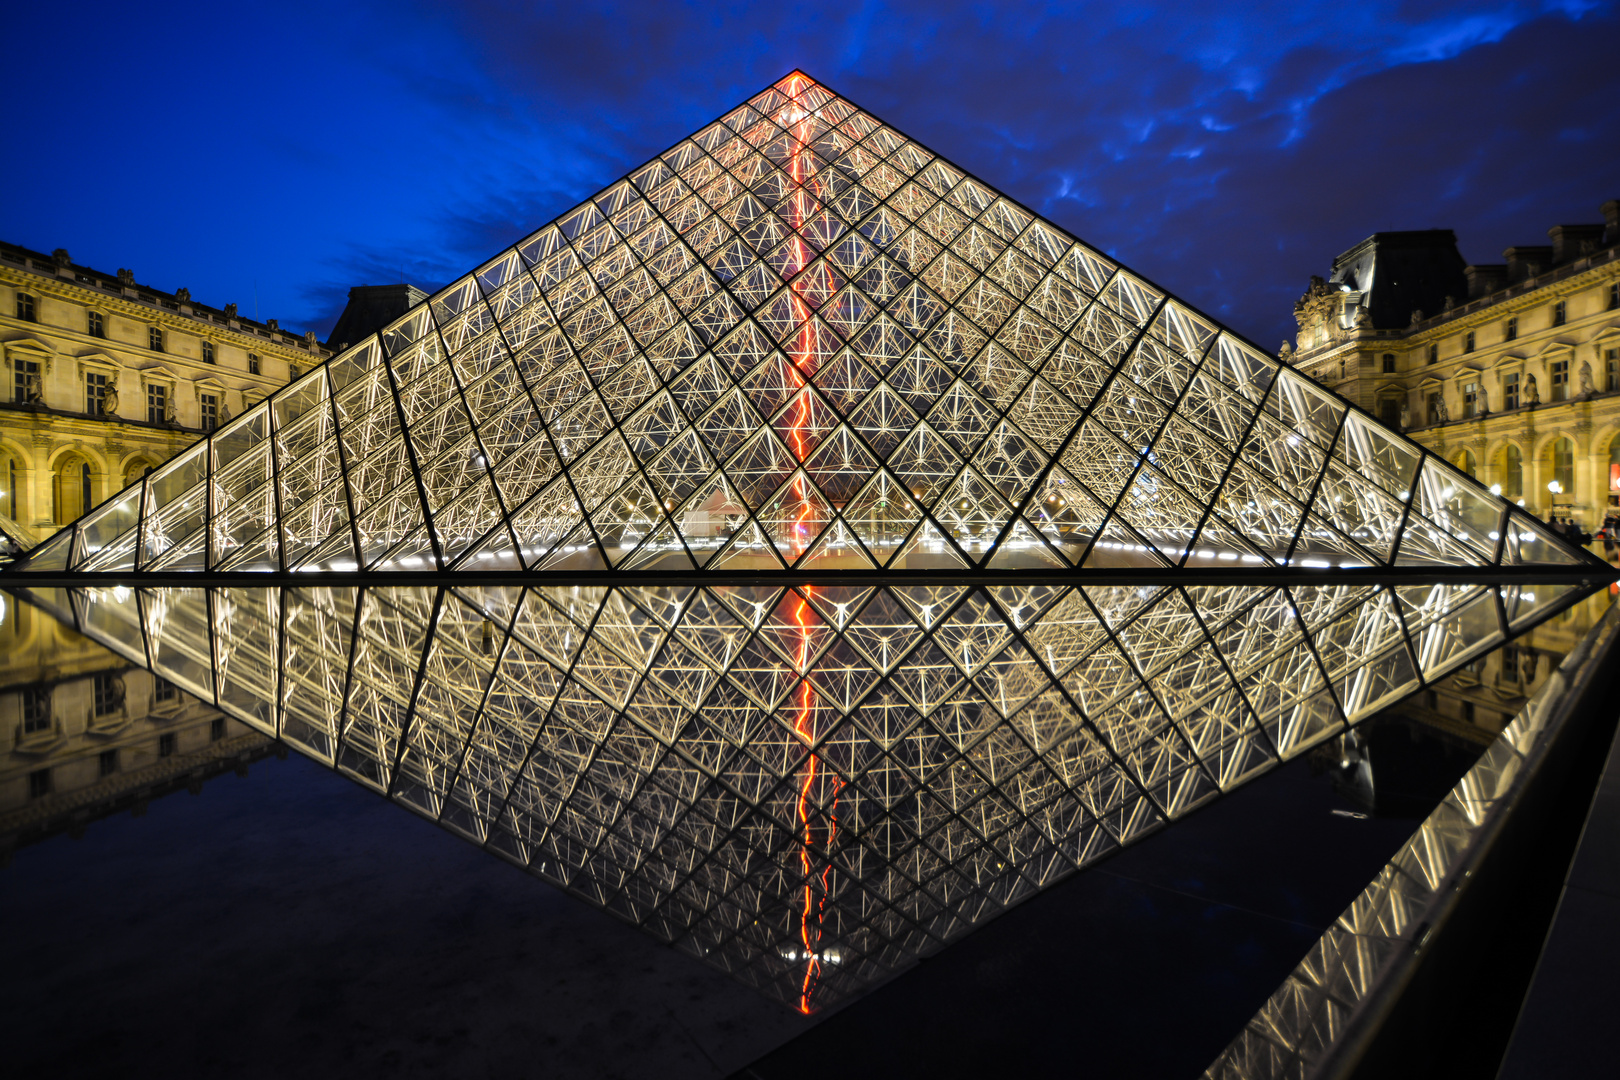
[{"left": 4, "top": 1, "right": 1616, "bottom": 352}]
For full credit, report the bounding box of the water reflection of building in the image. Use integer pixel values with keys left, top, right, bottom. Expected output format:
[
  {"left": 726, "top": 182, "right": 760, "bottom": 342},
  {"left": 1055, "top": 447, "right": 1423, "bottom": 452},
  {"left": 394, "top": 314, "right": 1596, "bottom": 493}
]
[
  {"left": 1314, "top": 589, "right": 1614, "bottom": 814},
  {"left": 0, "top": 589, "right": 275, "bottom": 860}
]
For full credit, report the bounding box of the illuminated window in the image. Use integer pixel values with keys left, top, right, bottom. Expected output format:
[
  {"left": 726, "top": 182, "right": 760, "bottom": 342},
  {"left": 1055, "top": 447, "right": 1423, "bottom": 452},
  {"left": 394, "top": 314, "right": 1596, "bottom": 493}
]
[
  {"left": 15, "top": 292, "right": 36, "bottom": 321},
  {"left": 1503, "top": 372, "right": 1520, "bottom": 410},
  {"left": 1458, "top": 449, "right": 1477, "bottom": 478},
  {"left": 5, "top": 456, "right": 16, "bottom": 519},
  {"left": 148, "top": 326, "right": 164, "bottom": 352},
  {"left": 1552, "top": 437, "right": 1574, "bottom": 494},
  {"left": 1551, "top": 359, "right": 1569, "bottom": 402},
  {"left": 1504, "top": 444, "right": 1523, "bottom": 497},
  {"left": 87, "top": 310, "right": 104, "bottom": 337},
  {"left": 53, "top": 454, "right": 93, "bottom": 523}
]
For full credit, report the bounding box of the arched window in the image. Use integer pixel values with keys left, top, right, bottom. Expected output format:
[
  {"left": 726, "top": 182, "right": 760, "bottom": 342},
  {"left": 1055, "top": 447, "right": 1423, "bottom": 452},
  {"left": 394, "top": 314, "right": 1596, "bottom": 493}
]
[
  {"left": 52, "top": 454, "right": 93, "bottom": 525},
  {"left": 1504, "top": 445, "right": 1523, "bottom": 499},
  {"left": 1552, "top": 437, "right": 1575, "bottom": 496},
  {"left": 1609, "top": 435, "right": 1620, "bottom": 497},
  {"left": 0, "top": 453, "right": 20, "bottom": 521},
  {"left": 1457, "top": 450, "right": 1477, "bottom": 479},
  {"left": 123, "top": 459, "right": 154, "bottom": 490}
]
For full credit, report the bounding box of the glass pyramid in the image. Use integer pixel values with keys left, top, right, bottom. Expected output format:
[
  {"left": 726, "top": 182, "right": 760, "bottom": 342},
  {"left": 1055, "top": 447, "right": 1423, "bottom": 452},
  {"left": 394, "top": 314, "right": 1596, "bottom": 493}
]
[{"left": 4, "top": 71, "right": 1604, "bottom": 1013}]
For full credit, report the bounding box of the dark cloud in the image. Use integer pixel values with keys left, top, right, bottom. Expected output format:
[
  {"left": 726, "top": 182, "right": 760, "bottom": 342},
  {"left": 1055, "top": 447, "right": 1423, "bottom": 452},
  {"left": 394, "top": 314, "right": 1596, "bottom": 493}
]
[{"left": 3, "top": 1, "right": 1614, "bottom": 348}]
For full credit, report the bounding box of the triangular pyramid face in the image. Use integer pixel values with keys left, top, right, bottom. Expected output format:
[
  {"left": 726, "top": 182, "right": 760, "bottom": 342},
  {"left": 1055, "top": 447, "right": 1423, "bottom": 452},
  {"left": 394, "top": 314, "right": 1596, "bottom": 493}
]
[{"left": 3, "top": 71, "right": 1607, "bottom": 1016}]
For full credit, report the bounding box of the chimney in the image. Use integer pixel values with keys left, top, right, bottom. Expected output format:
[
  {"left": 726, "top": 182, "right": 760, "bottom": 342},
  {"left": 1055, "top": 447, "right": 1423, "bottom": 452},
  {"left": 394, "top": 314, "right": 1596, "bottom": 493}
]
[
  {"left": 1465, "top": 264, "right": 1507, "bottom": 300},
  {"left": 1503, "top": 245, "right": 1553, "bottom": 284},
  {"left": 1548, "top": 224, "right": 1605, "bottom": 265},
  {"left": 1603, "top": 199, "right": 1620, "bottom": 247}
]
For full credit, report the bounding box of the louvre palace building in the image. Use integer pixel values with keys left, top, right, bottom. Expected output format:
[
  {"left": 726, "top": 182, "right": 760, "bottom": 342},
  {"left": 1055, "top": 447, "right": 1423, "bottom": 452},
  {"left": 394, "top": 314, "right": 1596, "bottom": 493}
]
[
  {"left": 3, "top": 72, "right": 1616, "bottom": 1070},
  {"left": 1284, "top": 203, "right": 1620, "bottom": 530}
]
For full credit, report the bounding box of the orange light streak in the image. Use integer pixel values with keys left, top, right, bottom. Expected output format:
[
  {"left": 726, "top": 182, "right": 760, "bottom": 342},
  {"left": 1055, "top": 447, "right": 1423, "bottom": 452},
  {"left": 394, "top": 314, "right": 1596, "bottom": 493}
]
[{"left": 783, "top": 78, "right": 842, "bottom": 1013}]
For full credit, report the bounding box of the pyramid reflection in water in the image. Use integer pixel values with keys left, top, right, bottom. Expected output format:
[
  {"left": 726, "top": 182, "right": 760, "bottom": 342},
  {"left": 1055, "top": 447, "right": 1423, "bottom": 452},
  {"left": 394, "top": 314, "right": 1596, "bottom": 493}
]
[{"left": 6, "top": 71, "right": 1601, "bottom": 1012}]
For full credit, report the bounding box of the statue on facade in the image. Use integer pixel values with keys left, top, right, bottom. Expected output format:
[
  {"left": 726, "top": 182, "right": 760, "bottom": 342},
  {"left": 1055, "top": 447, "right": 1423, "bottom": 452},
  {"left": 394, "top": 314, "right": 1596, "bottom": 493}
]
[
  {"left": 266, "top": 318, "right": 279, "bottom": 331},
  {"left": 1443, "top": 295, "right": 1456, "bottom": 312},
  {"left": 1355, "top": 305, "right": 1372, "bottom": 329},
  {"left": 224, "top": 302, "right": 238, "bottom": 319},
  {"left": 101, "top": 379, "right": 119, "bottom": 417},
  {"left": 1398, "top": 398, "right": 1411, "bottom": 430},
  {"left": 1478, "top": 387, "right": 1489, "bottom": 416},
  {"left": 1525, "top": 373, "right": 1540, "bottom": 405},
  {"left": 1435, "top": 394, "right": 1449, "bottom": 423},
  {"left": 175, "top": 287, "right": 191, "bottom": 303},
  {"left": 1409, "top": 309, "right": 1425, "bottom": 327},
  {"left": 23, "top": 370, "right": 43, "bottom": 404},
  {"left": 164, "top": 397, "right": 178, "bottom": 426},
  {"left": 1278, "top": 340, "right": 1293, "bottom": 362},
  {"left": 117, "top": 268, "right": 134, "bottom": 285},
  {"left": 1580, "top": 360, "right": 1595, "bottom": 395}
]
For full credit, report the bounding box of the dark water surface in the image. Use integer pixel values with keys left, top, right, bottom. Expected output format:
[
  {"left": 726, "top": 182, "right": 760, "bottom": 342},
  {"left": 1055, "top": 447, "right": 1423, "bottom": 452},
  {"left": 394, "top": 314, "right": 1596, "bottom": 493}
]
[{"left": 1, "top": 706, "right": 1486, "bottom": 1080}]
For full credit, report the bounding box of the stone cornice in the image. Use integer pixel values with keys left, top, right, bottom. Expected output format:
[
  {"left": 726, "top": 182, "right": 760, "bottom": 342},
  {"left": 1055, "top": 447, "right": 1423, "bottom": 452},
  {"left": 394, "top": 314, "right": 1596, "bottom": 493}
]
[{"left": 0, "top": 261, "right": 327, "bottom": 362}]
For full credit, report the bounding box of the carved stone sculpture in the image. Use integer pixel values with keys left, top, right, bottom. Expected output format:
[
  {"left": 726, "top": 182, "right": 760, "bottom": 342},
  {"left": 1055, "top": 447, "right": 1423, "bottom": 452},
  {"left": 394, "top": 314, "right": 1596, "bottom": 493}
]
[
  {"left": 117, "top": 268, "right": 134, "bottom": 285},
  {"left": 23, "top": 370, "right": 43, "bottom": 403},
  {"left": 1278, "top": 340, "right": 1294, "bottom": 362},
  {"left": 1399, "top": 399, "right": 1411, "bottom": 429},
  {"left": 102, "top": 379, "right": 119, "bottom": 417},
  {"left": 1409, "top": 309, "right": 1425, "bottom": 327},
  {"left": 1435, "top": 395, "right": 1449, "bottom": 423},
  {"left": 175, "top": 287, "right": 191, "bottom": 303},
  {"left": 1525, "top": 373, "right": 1540, "bottom": 405},
  {"left": 1355, "top": 305, "right": 1372, "bottom": 328},
  {"left": 1580, "top": 360, "right": 1594, "bottom": 395},
  {"left": 224, "top": 303, "right": 239, "bottom": 319}
]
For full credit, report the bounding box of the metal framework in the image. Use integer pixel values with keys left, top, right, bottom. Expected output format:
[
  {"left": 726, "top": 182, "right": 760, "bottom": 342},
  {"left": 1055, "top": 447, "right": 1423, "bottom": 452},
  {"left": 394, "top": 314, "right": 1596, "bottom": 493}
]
[{"left": 4, "top": 71, "right": 1608, "bottom": 1013}]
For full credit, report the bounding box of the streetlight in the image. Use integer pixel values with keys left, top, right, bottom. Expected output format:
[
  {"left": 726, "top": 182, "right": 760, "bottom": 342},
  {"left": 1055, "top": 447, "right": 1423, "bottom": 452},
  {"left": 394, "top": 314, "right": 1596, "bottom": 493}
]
[{"left": 1547, "top": 480, "right": 1563, "bottom": 495}]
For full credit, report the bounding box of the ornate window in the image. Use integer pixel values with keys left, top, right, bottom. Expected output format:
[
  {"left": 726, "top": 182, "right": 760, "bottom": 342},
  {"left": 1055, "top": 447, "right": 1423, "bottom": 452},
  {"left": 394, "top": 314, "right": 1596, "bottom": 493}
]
[
  {"left": 202, "top": 341, "right": 215, "bottom": 365},
  {"left": 146, "top": 383, "right": 167, "bottom": 424},
  {"left": 1426, "top": 391, "right": 1445, "bottom": 425},
  {"left": 1458, "top": 449, "right": 1477, "bottom": 478},
  {"left": 15, "top": 292, "right": 36, "bottom": 322},
  {"left": 85, "top": 371, "right": 108, "bottom": 415},
  {"left": 199, "top": 393, "right": 219, "bottom": 432},
  {"left": 1462, "top": 381, "right": 1480, "bottom": 419},
  {"left": 148, "top": 326, "right": 163, "bottom": 352},
  {"left": 1606, "top": 347, "right": 1618, "bottom": 392},
  {"left": 12, "top": 356, "right": 39, "bottom": 403},
  {"left": 1503, "top": 371, "right": 1520, "bottom": 410},
  {"left": 22, "top": 687, "right": 51, "bottom": 734},
  {"left": 93, "top": 671, "right": 121, "bottom": 717},
  {"left": 1550, "top": 358, "right": 1569, "bottom": 402},
  {"left": 87, "top": 310, "right": 104, "bottom": 338},
  {"left": 247, "top": 353, "right": 259, "bottom": 375}
]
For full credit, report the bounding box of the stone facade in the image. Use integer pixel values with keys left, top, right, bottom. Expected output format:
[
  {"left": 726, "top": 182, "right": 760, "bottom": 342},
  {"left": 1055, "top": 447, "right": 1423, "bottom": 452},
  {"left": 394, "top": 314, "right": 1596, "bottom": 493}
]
[
  {"left": 0, "top": 242, "right": 332, "bottom": 548},
  {"left": 1286, "top": 201, "right": 1620, "bottom": 529}
]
